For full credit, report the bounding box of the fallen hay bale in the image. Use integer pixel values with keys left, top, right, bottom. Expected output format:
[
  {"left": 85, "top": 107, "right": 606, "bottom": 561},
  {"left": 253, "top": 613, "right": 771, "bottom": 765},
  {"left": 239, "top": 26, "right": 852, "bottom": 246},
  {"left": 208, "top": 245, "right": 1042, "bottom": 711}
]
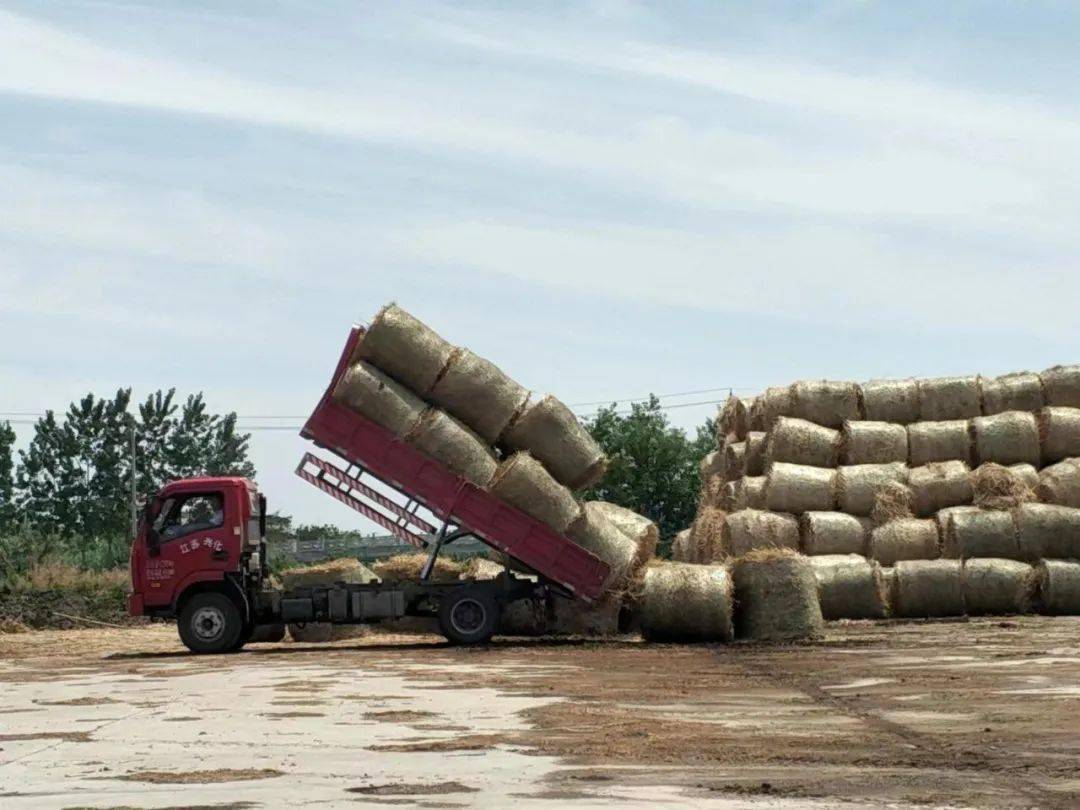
[
  {"left": 800, "top": 512, "right": 868, "bottom": 556},
  {"left": 1036, "top": 459, "right": 1080, "bottom": 507},
  {"left": 749, "top": 386, "right": 795, "bottom": 431},
  {"left": 1037, "top": 559, "right": 1080, "bottom": 614},
  {"left": 836, "top": 463, "right": 908, "bottom": 516},
  {"left": 1040, "top": 365, "right": 1080, "bottom": 408},
  {"left": 918, "top": 375, "right": 983, "bottom": 421},
  {"left": 640, "top": 562, "right": 734, "bottom": 642},
  {"left": 963, "top": 558, "right": 1035, "bottom": 615},
  {"left": 745, "top": 432, "right": 767, "bottom": 476},
  {"left": 722, "top": 509, "right": 799, "bottom": 558},
  {"left": 981, "top": 372, "right": 1044, "bottom": 415},
  {"left": 1038, "top": 407, "right": 1080, "bottom": 465},
  {"left": 943, "top": 508, "right": 1019, "bottom": 559},
  {"left": 549, "top": 595, "right": 621, "bottom": 636},
  {"left": 723, "top": 441, "right": 747, "bottom": 480},
  {"left": 671, "top": 529, "right": 692, "bottom": 562},
  {"left": 971, "top": 411, "right": 1040, "bottom": 467},
  {"left": 503, "top": 395, "right": 607, "bottom": 489},
  {"left": 358, "top": 303, "right": 454, "bottom": 394},
  {"left": 765, "top": 462, "right": 837, "bottom": 514},
  {"left": 567, "top": 506, "right": 639, "bottom": 591},
  {"left": 809, "top": 555, "right": 888, "bottom": 620},
  {"left": 498, "top": 598, "right": 548, "bottom": 635},
  {"left": 789, "top": 380, "right": 861, "bottom": 429},
  {"left": 971, "top": 463, "right": 1036, "bottom": 511},
  {"left": 871, "top": 481, "right": 915, "bottom": 526},
  {"left": 372, "top": 554, "right": 465, "bottom": 583},
  {"left": 488, "top": 453, "right": 582, "bottom": 533},
  {"left": 732, "top": 549, "right": 824, "bottom": 641},
  {"left": 429, "top": 348, "right": 529, "bottom": 444},
  {"left": 908, "top": 461, "right": 973, "bottom": 517},
  {"left": 841, "top": 421, "right": 908, "bottom": 465},
  {"left": 719, "top": 395, "right": 752, "bottom": 441},
  {"left": 891, "top": 560, "right": 965, "bottom": 618},
  {"left": 690, "top": 506, "right": 728, "bottom": 563},
  {"left": 868, "top": 519, "right": 939, "bottom": 565},
  {"left": 1014, "top": 503, "right": 1080, "bottom": 561},
  {"left": 333, "top": 362, "right": 427, "bottom": 437},
  {"left": 862, "top": 378, "right": 920, "bottom": 424},
  {"left": 406, "top": 409, "right": 498, "bottom": 486},
  {"left": 766, "top": 417, "right": 840, "bottom": 468},
  {"left": 908, "top": 420, "right": 973, "bottom": 467},
  {"left": 587, "top": 501, "right": 660, "bottom": 565}
]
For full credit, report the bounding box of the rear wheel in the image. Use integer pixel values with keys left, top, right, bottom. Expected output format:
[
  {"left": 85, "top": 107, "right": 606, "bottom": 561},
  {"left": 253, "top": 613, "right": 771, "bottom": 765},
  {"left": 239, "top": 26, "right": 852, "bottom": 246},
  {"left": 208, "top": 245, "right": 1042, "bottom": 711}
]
[
  {"left": 438, "top": 588, "right": 499, "bottom": 645},
  {"left": 178, "top": 592, "right": 244, "bottom": 654}
]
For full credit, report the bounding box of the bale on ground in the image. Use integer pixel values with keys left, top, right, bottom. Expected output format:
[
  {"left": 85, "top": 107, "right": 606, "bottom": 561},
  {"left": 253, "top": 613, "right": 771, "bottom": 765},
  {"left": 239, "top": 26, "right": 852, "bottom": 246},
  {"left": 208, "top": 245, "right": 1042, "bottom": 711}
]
[
  {"left": 862, "top": 378, "right": 920, "bottom": 424},
  {"left": 908, "top": 420, "right": 973, "bottom": 467},
  {"left": 587, "top": 501, "right": 659, "bottom": 565},
  {"left": 405, "top": 409, "right": 498, "bottom": 486},
  {"left": 503, "top": 395, "right": 607, "bottom": 489},
  {"left": 333, "top": 361, "right": 426, "bottom": 437},
  {"left": 567, "top": 505, "right": 640, "bottom": 590},
  {"left": 744, "top": 432, "right": 767, "bottom": 476},
  {"left": 970, "top": 463, "right": 1036, "bottom": 511},
  {"left": 488, "top": 453, "right": 582, "bottom": 533},
  {"left": 765, "top": 417, "right": 840, "bottom": 468},
  {"left": 732, "top": 549, "right": 824, "bottom": 641},
  {"left": 836, "top": 463, "right": 908, "bottom": 516},
  {"left": 498, "top": 598, "right": 548, "bottom": 635},
  {"left": 690, "top": 506, "right": 727, "bottom": 564},
  {"left": 800, "top": 512, "right": 868, "bottom": 556},
  {"left": 428, "top": 348, "right": 529, "bottom": 444},
  {"left": 723, "top": 441, "right": 746, "bottom": 481},
  {"left": 908, "top": 461, "right": 973, "bottom": 517},
  {"left": 749, "top": 386, "right": 795, "bottom": 431},
  {"left": 744, "top": 476, "right": 767, "bottom": 509},
  {"left": 891, "top": 560, "right": 965, "bottom": 618},
  {"left": 372, "top": 554, "right": 465, "bottom": 582},
  {"left": 287, "top": 623, "right": 334, "bottom": 643},
  {"left": 640, "top": 562, "right": 734, "bottom": 642},
  {"left": 871, "top": 481, "right": 915, "bottom": 526},
  {"left": 718, "top": 395, "right": 752, "bottom": 441},
  {"left": 918, "top": 375, "right": 983, "bottom": 421},
  {"left": 868, "top": 520, "right": 939, "bottom": 565},
  {"left": 1038, "top": 407, "right": 1080, "bottom": 465},
  {"left": 549, "top": 596, "right": 621, "bottom": 636},
  {"left": 971, "top": 411, "right": 1041, "bottom": 467},
  {"left": 1037, "top": 559, "right": 1080, "bottom": 614},
  {"left": 1036, "top": 459, "right": 1080, "bottom": 507},
  {"left": 357, "top": 303, "right": 454, "bottom": 394},
  {"left": 841, "top": 421, "right": 908, "bottom": 465},
  {"left": 789, "top": 380, "right": 861, "bottom": 429},
  {"left": 722, "top": 509, "right": 799, "bottom": 558},
  {"left": 981, "top": 372, "right": 1044, "bottom": 415},
  {"left": 944, "top": 508, "right": 1019, "bottom": 559},
  {"left": 1040, "top": 365, "right": 1080, "bottom": 408},
  {"left": 1014, "top": 503, "right": 1080, "bottom": 561},
  {"left": 809, "top": 555, "right": 888, "bottom": 620},
  {"left": 671, "top": 529, "right": 692, "bottom": 562},
  {"left": 963, "top": 558, "right": 1035, "bottom": 615}
]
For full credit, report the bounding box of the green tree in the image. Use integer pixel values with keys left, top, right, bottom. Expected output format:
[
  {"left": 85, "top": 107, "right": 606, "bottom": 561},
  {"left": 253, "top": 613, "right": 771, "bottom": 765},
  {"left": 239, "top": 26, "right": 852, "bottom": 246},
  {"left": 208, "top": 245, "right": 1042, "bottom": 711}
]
[{"left": 0, "top": 420, "right": 16, "bottom": 531}]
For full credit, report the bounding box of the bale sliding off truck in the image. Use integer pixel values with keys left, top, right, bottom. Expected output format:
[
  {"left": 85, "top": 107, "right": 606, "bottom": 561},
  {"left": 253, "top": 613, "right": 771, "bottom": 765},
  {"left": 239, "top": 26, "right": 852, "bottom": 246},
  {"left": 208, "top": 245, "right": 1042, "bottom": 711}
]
[{"left": 127, "top": 327, "right": 611, "bottom": 653}]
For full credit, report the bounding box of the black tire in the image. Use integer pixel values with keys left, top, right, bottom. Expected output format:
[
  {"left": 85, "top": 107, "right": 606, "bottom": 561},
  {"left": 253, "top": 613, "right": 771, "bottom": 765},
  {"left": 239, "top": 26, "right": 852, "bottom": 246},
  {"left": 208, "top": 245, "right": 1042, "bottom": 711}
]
[
  {"left": 178, "top": 592, "right": 244, "bottom": 654},
  {"left": 438, "top": 588, "right": 499, "bottom": 645}
]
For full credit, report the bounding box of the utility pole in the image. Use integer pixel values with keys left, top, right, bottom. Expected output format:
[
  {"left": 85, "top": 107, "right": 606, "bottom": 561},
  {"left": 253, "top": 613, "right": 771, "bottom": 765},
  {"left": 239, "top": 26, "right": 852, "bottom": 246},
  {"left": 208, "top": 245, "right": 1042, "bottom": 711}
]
[{"left": 129, "top": 420, "right": 138, "bottom": 537}]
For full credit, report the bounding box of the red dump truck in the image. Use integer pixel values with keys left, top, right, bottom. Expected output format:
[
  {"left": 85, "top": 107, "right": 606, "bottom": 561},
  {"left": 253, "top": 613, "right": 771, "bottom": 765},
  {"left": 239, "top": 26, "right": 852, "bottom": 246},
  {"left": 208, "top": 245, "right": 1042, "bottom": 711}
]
[{"left": 128, "top": 326, "right": 610, "bottom": 653}]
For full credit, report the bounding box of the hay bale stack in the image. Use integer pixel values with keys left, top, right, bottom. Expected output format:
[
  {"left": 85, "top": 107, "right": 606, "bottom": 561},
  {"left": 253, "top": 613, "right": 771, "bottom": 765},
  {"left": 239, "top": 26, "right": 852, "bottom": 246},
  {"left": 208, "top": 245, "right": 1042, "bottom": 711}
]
[
  {"left": 971, "top": 411, "right": 1041, "bottom": 467},
  {"left": 789, "top": 380, "right": 861, "bottom": 429},
  {"left": 891, "top": 560, "right": 965, "bottom": 618},
  {"left": 720, "top": 480, "right": 743, "bottom": 512},
  {"left": 1036, "top": 459, "right": 1080, "bottom": 507},
  {"left": 723, "top": 441, "right": 746, "bottom": 480},
  {"left": 1038, "top": 407, "right": 1080, "bottom": 464},
  {"left": 908, "top": 461, "right": 973, "bottom": 517},
  {"left": 836, "top": 463, "right": 908, "bottom": 516},
  {"left": 765, "top": 463, "right": 837, "bottom": 514},
  {"left": 357, "top": 303, "right": 454, "bottom": 394},
  {"left": 766, "top": 417, "right": 840, "bottom": 468},
  {"left": 584, "top": 501, "right": 659, "bottom": 567},
  {"left": 566, "top": 506, "right": 638, "bottom": 591},
  {"left": 700, "top": 450, "right": 724, "bottom": 480},
  {"left": 1014, "top": 503, "right": 1080, "bottom": 561},
  {"left": 549, "top": 596, "right": 621, "bottom": 636},
  {"left": 749, "top": 386, "right": 794, "bottom": 431},
  {"left": 1008, "top": 463, "right": 1040, "bottom": 492},
  {"left": 744, "top": 476, "right": 767, "bottom": 509},
  {"left": 640, "top": 563, "right": 734, "bottom": 642},
  {"left": 690, "top": 506, "right": 728, "bottom": 563},
  {"left": 718, "top": 395, "right": 751, "bottom": 441},
  {"left": 862, "top": 378, "right": 920, "bottom": 424},
  {"left": 981, "top": 372, "right": 1044, "bottom": 415},
  {"left": 971, "top": 463, "right": 1036, "bottom": 511},
  {"left": 943, "top": 508, "right": 1019, "bottom": 560},
  {"left": 809, "top": 555, "right": 888, "bottom": 620},
  {"left": 918, "top": 376, "right": 983, "bottom": 421},
  {"left": 700, "top": 472, "right": 724, "bottom": 509},
  {"left": 333, "top": 362, "right": 426, "bottom": 437},
  {"left": 935, "top": 505, "right": 980, "bottom": 548},
  {"left": 841, "top": 421, "right": 908, "bottom": 465},
  {"left": 405, "top": 409, "right": 498, "bottom": 486},
  {"left": 488, "top": 453, "right": 581, "bottom": 533},
  {"left": 722, "top": 509, "right": 799, "bottom": 558},
  {"left": 504, "top": 395, "right": 607, "bottom": 489},
  {"left": 963, "top": 559, "right": 1035, "bottom": 615},
  {"left": 372, "top": 554, "right": 465, "bottom": 582},
  {"left": 800, "top": 512, "right": 868, "bottom": 556},
  {"left": 731, "top": 549, "right": 824, "bottom": 641},
  {"left": 1037, "top": 559, "right": 1080, "bottom": 615},
  {"left": 429, "top": 348, "right": 529, "bottom": 444},
  {"left": 1041, "top": 365, "right": 1080, "bottom": 408},
  {"left": 871, "top": 481, "right": 915, "bottom": 526},
  {"left": 907, "top": 420, "right": 973, "bottom": 467},
  {"left": 868, "top": 520, "right": 939, "bottom": 565},
  {"left": 671, "top": 529, "right": 692, "bottom": 562},
  {"left": 745, "top": 432, "right": 767, "bottom": 476}
]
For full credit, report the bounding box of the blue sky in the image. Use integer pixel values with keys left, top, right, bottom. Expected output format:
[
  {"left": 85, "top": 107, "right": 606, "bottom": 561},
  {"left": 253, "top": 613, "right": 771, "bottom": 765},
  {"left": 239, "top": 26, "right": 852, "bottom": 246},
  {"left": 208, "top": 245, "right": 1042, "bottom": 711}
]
[{"left": 2, "top": 1, "right": 1078, "bottom": 527}]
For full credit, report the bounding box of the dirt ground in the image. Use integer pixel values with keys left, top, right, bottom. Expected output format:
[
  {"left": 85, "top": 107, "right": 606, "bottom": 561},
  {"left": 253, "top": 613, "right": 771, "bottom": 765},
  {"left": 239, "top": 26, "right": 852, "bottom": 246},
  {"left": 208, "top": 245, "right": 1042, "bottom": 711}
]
[{"left": 1, "top": 616, "right": 1079, "bottom": 808}]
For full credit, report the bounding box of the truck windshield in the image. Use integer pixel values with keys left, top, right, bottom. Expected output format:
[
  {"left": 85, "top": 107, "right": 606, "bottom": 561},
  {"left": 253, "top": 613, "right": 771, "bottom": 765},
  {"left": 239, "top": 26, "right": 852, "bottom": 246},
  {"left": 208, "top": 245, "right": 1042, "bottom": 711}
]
[{"left": 159, "top": 494, "right": 224, "bottom": 541}]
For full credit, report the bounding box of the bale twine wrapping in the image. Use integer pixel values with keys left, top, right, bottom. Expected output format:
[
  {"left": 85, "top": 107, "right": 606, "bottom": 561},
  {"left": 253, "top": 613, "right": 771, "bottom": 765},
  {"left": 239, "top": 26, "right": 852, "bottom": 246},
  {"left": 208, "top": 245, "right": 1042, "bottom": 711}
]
[
  {"left": 690, "top": 506, "right": 728, "bottom": 564},
  {"left": 891, "top": 560, "right": 965, "bottom": 618},
  {"left": 1038, "top": 407, "right": 1080, "bottom": 464},
  {"left": 566, "top": 506, "right": 638, "bottom": 591},
  {"left": 1040, "top": 365, "right": 1080, "bottom": 408},
  {"left": 745, "top": 432, "right": 767, "bottom": 476},
  {"left": 1014, "top": 503, "right": 1080, "bottom": 561},
  {"left": 918, "top": 375, "right": 983, "bottom": 421},
  {"left": 970, "top": 463, "right": 1036, "bottom": 511},
  {"left": 981, "top": 372, "right": 1044, "bottom": 416},
  {"left": 800, "top": 512, "right": 868, "bottom": 556},
  {"left": 587, "top": 501, "right": 660, "bottom": 566},
  {"left": 1037, "top": 559, "right": 1080, "bottom": 615},
  {"left": 766, "top": 417, "right": 840, "bottom": 468},
  {"left": 723, "top": 441, "right": 747, "bottom": 481},
  {"left": 868, "top": 520, "right": 939, "bottom": 565},
  {"left": 722, "top": 509, "right": 799, "bottom": 558},
  {"left": 789, "top": 380, "right": 862, "bottom": 429},
  {"left": 744, "top": 476, "right": 767, "bottom": 509},
  {"left": 963, "top": 558, "right": 1035, "bottom": 615},
  {"left": 907, "top": 461, "right": 973, "bottom": 517},
  {"left": 488, "top": 452, "right": 582, "bottom": 533},
  {"left": 333, "top": 361, "right": 426, "bottom": 437},
  {"left": 836, "top": 463, "right": 908, "bottom": 516},
  {"left": 862, "top": 378, "right": 920, "bottom": 424},
  {"left": 732, "top": 549, "right": 824, "bottom": 641},
  {"left": 871, "top": 481, "right": 915, "bottom": 526},
  {"left": 357, "top": 303, "right": 454, "bottom": 394},
  {"left": 640, "top": 562, "right": 734, "bottom": 642},
  {"left": 809, "top": 554, "right": 888, "bottom": 620},
  {"left": 429, "top": 348, "right": 529, "bottom": 444},
  {"left": 944, "top": 508, "right": 1019, "bottom": 559},
  {"left": 908, "top": 420, "right": 973, "bottom": 467},
  {"left": 1036, "top": 459, "right": 1080, "bottom": 507},
  {"left": 971, "top": 411, "right": 1041, "bottom": 467},
  {"left": 719, "top": 395, "right": 751, "bottom": 441},
  {"left": 671, "top": 529, "right": 692, "bottom": 562},
  {"left": 765, "top": 462, "right": 837, "bottom": 514},
  {"left": 405, "top": 409, "right": 498, "bottom": 486},
  {"left": 841, "top": 421, "right": 908, "bottom": 465},
  {"left": 936, "top": 505, "right": 980, "bottom": 552},
  {"left": 749, "top": 386, "right": 795, "bottom": 431},
  {"left": 503, "top": 395, "right": 607, "bottom": 489}
]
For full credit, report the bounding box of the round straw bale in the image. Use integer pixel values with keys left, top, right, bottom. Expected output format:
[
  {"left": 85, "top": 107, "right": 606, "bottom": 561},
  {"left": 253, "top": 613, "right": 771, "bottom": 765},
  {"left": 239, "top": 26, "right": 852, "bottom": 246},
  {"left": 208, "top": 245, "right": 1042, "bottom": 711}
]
[
  {"left": 981, "top": 372, "right": 1044, "bottom": 416},
  {"left": 789, "top": 380, "right": 862, "bottom": 428},
  {"left": 503, "top": 395, "right": 607, "bottom": 489},
  {"left": 722, "top": 509, "right": 799, "bottom": 558},
  {"left": 372, "top": 554, "right": 465, "bottom": 583},
  {"left": 1036, "top": 459, "right": 1080, "bottom": 507},
  {"left": 891, "top": 560, "right": 965, "bottom": 618},
  {"left": 488, "top": 452, "right": 582, "bottom": 533},
  {"left": 333, "top": 361, "right": 426, "bottom": 437},
  {"left": 970, "top": 463, "right": 1036, "bottom": 511},
  {"left": 971, "top": 411, "right": 1040, "bottom": 467},
  {"left": 700, "top": 450, "right": 724, "bottom": 480},
  {"left": 937, "top": 505, "right": 981, "bottom": 555},
  {"left": 358, "top": 303, "right": 454, "bottom": 394},
  {"left": 800, "top": 512, "right": 868, "bottom": 556},
  {"left": 836, "top": 463, "right": 908, "bottom": 516},
  {"left": 765, "top": 463, "right": 837, "bottom": 514},
  {"left": 587, "top": 501, "right": 660, "bottom": 565},
  {"left": 809, "top": 554, "right": 888, "bottom": 620},
  {"left": 690, "top": 506, "right": 728, "bottom": 563},
  {"left": 868, "top": 520, "right": 939, "bottom": 566},
  {"left": 918, "top": 375, "right": 983, "bottom": 421},
  {"left": 871, "top": 481, "right": 915, "bottom": 526},
  {"left": 719, "top": 395, "right": 751, "bottom": 441},
  {"left": 1008, "top": 463, "right": 1040, "bottom": 491},
  {"left": 720, "top": 479, "right": 743, "bottom": 512},
  {"left": 1037, "top": 407, "right": 1080, "bottom": 464},
  {"left": 640, "top": 562, "right": 734, "bottom": 642},
  {"left": 405, "top": 409, "right": 498, "bottom": 486},
  {"left": 1014, "top": 503, "right": 1080, "bottom": 561},
  {"left": 723, "top": 441, "right": 746, "bottom": 481},
  {"left": 841, "top": 421, "right": 908, "bottom": 465},
  {"left": 744, "top": 476, "right": 767, "bottom": 509},
  {"left": 498, "top": 597, "right": 548, "bottom": 635},
  {"left": 766, "top": 417, "right": 840, "bottom": 468},
  {"left": 945, "top": 508, "right": 1019, "bottom": 559},
  {"left": 549, "top": 596, "right": 622, "bottom": 636},
  {"left": 744, "top": 432, "right": 767, "bottom": 476},
  {"left": 287, "top": 623, "right": 334, "bottom": 643},
  {"left": 700, "top": 472, "right": 725, "bottom": 509},
  {"left": 862, "top": 378, "right": 920, "bottom": 424},
  {"left": 750, "top": 386, "right": 795, "bottom": 431},
  {"left": 907, "top": 420, "right": 973, "bottom": 467},
  {"left": 732, "top": 549, "right": 824, "bottom": 641},
  {"left": 908, "top": 461, "right": 973, "bottom": 517},
  {"left": 963, "top": 558, "right": 1035, "bottom": 615},
  {"left": 429, "top": 348, "right": 529, "bottom": 444},
  {"left": 567, "top": 506, "right": 638, "bottom": 591},
  {"left": 671, "top": 528, "right": 692, "bottom": 562},
  {"left": 1040, "top": 365, "right": 1080, "bottom": 408},
  {"left": 1037, "top": 559, "right": 1080, "bottom": 615}
]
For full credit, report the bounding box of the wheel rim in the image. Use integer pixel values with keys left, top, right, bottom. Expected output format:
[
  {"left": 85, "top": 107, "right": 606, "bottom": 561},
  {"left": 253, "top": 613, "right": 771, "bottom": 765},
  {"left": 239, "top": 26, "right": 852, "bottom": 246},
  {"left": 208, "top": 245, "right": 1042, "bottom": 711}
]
[
  {"left": 449, "top": 598, "right": 486, "bottom": 636},
  {"left": 192, "top": 605, "right": 226, "bottom": 643}
]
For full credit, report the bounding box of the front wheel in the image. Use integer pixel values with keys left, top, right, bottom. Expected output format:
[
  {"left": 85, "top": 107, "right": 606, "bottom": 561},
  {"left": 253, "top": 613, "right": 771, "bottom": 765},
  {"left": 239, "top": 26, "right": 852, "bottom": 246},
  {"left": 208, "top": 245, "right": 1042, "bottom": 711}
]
[
  {"left": 178, "top": 592, "right": 244, "bottom": 654},
  {"left": 438, "top": 588, "right": 500, "bottom": 645}
]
